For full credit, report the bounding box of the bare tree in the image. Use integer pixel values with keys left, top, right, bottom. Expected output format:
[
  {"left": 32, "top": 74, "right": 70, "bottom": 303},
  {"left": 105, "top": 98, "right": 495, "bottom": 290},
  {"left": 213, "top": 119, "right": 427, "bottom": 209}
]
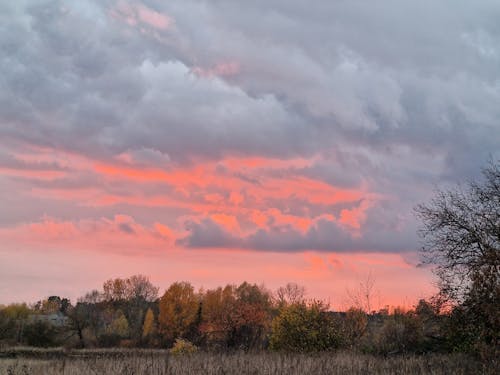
[
  {"left": 102, "top": 275, "right": 159, "bottom": 302},
  {"left": 274, "top": 283, "right": 306, "bottom": 308},
  {"left": 415, "top": 161, "right": 499, "bottom": 303},
  {"left": 126, "top": 275, "right": 159, "bottom": 302},
  {"left": 346, "top": 272, "right": 377, "bottom": 313},
  {"left": 415, "top": 161, "right": 499, "bottom": 355}
]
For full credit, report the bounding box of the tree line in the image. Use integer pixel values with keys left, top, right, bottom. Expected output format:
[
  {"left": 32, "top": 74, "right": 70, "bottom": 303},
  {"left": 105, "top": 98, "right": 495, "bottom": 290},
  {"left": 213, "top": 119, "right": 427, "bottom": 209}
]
[{"left": 0, "top": 275, "right": 493, "bottom": 358}]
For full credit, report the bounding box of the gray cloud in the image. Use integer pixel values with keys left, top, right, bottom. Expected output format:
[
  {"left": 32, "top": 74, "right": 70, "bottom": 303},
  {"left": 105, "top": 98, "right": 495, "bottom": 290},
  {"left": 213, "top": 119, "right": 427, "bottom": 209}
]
[
  {"left": 177, "top": 218, "right": 241, "bottom": 248},
  {"left": 0, "top": 0, "right": 499, "bottom": 253},
  {"left": 179, "top": 201, "right": 419, "bottom": 253}
]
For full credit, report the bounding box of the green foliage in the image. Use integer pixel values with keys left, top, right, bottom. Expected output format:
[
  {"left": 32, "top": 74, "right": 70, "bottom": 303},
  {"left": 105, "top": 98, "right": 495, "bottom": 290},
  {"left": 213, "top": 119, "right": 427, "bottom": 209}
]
[{"left": 270, "top": 301, "right": 340, "bottom": 352}]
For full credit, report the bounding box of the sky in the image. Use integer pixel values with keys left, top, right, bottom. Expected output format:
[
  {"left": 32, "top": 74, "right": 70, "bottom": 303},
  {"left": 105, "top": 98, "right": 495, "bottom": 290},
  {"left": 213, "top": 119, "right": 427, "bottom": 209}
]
[{"left": 1, "top": 0, "right": 499, "bottom": 308}]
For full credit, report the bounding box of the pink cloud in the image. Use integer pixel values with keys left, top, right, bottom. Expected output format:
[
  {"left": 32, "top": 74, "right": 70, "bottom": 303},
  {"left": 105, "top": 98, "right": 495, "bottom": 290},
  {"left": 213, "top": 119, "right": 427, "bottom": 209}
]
[
  {"left": 210, "top": 213, "right": 241, "bottom": 233},
  {"left": 0, "top": 215, "right": 177, "bottom": 253},
  {"left": 4, "top": 148, "right": 383, "bottom": 251},
  {"left": 192, "top": 62, "right": 241, "bottom": 78},
  {"left": 111, "top": 2, "right": 174, "bottom": 31},
  {"left": 136, "top": 4, "right": 173, "bottom": 30},
  {"left": 338, "top": 199, "right": 374, "bottom": 234}
]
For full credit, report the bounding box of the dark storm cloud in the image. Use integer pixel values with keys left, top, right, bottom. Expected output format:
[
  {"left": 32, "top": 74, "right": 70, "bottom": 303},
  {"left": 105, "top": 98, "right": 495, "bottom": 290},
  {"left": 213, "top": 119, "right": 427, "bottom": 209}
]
[
  {"left": 180, "top": 202, "right": 419, "bottom": 253},
  {"left": 177, "top": 218, "right": 241, "bottom": 248}
]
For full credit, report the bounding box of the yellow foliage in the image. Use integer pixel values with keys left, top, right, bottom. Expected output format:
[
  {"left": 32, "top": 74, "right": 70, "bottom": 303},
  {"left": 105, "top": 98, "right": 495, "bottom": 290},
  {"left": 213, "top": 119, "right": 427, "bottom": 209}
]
[
  {"left": 158, "top": 282, "right": 199, "bottom": 341},
  {"left": 107, "top": 310, "right": 129, "bottom": 337},
  {"left": 142, "top": 308, "right": 156, "bottom": 338},
  {"left": 2, "top": 303, "right": 30, "bottom": 319},
  {"left": 170, "top": 338, "right": 198, "bottom": 355}
]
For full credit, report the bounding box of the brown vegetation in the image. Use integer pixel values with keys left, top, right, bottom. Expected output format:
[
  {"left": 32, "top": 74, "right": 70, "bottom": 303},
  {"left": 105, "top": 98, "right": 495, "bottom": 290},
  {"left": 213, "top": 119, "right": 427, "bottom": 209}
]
[{"left": 0, "top": 349, "right": 493, "bottom": 375}]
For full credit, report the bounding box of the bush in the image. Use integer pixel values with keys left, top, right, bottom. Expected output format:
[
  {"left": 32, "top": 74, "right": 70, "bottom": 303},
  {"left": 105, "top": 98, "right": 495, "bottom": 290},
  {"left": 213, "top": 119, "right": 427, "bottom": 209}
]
[
  {"left": 98, "top": 333, "right": 122, "bottom": 348},
  {"left": 270, "top": 301, "right": 341, "bottom": 352},
  {"left": 342, "top": 308, "right": 368, "bottom": 348},
  {"left": 374, "top": 311, "right": 424, "bottom": 354},
  {"left": 170, "top": 338, "right": 198, "bottom": 355},
  {"left": 23, "top": 320, "right": 58, "bottom": 347}
]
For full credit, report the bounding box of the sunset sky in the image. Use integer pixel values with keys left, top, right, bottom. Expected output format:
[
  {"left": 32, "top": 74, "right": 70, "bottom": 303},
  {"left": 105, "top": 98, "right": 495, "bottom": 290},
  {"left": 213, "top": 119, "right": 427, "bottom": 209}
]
[{"left": 1, "top": 1, "right": 499, "bottom": 308}]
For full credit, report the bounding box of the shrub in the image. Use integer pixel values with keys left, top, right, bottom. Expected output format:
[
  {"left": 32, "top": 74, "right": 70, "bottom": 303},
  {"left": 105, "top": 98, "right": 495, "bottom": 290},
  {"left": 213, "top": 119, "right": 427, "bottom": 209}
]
[
  {"left": 374, "top": 311, "right": 424, "bottom": 354},
  {"left": 170, "top": 338, "right": 198, "bottom": 355},
  {"left": 97, "top": 333, "right": 122, "bottom": 348},
  {"left": 342, "top": 308, "right": 368, "bottom": 348},
  {"left": 23, "top": 320, "right": 58, "bottom": 347},
  {"left": 270, "top": 301, "right": 341, "bottom": 352}
]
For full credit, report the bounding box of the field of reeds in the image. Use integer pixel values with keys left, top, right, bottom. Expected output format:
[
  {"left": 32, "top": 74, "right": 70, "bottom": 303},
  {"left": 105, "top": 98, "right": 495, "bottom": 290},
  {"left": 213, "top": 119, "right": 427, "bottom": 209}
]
[{"left": 0, "top": 348, "right": 495, "bottom": 375}]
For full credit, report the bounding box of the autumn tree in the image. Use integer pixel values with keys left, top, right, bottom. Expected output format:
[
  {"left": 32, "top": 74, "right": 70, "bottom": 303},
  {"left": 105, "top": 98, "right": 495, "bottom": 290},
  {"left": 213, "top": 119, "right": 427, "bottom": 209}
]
[
  {"left": 415, "top": 161, "right": 499, "bottom": 355},
  {"left": 200, "top": 282, "right": 272, "bottom": 350},
  {"left": 34, "top": 296, "right": 71, "bottom": 315},
  {"left": 65, "top": 290, "right": 104, "bottom": 347},
  {"left": 101, "top": 275, "right": 159, "bottom": 343},
  {"left": 199, "top": 285, "right": 236, "bottom": 347},
  {"left": 0, "top": 303, "right": 31, "bottom": 343},
  {"left": 102, "top": 275, "right": 159, "bottom": 302},
  {"left": 159, "top": 282, "right": 200, "bottom": 344},
  {"left": 103, "top": 278, "right": 127, "bottom": 301},
  {"left": 106, "top": 310, "right": 129, "bottom": 337},
  {"left": 231, "top": 282, "right": 272, "bottom": 349},
  {"left": 142, "top": 308, "right": 158, "bottom": 346},
  {"left": 126, "top": 275, "right": 159, "bottom": 302}
]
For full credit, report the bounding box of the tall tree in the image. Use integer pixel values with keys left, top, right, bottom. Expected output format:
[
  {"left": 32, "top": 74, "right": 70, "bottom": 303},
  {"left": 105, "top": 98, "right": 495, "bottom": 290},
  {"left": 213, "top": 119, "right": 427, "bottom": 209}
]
[
  {"left": 103, "top": 278, "right": 128, "bottom": 302},
  {"left": 200, "top": 282, "right": 271, "bottom": 350},
  {"left": 415, "top": 161, "right": 499, "bottom": 355},
  {"left": 101, "top": 275, "right": 159, "bottom": 342},
  {"left": 125, "top": 275, "right": 159, "bottom": 302},
  {"left": 415, "top": 161, "right": 499, "bottom": 302},
  {"left": 158, "top": 282, "right": 199, "bottom": 344}
]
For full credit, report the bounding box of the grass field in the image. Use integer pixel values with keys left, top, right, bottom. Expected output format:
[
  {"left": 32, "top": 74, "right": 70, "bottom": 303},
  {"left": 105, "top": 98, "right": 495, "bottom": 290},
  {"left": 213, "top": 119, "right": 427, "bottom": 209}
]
[{"left": 0, "top": 348, "right": 495, "bottom": 375}]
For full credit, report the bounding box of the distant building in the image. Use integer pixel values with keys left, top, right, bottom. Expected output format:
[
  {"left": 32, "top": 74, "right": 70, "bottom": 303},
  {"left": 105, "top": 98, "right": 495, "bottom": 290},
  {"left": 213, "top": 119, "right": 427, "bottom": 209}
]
[{"left": 29, "top": 311, "right": 69, "bottom": 327}]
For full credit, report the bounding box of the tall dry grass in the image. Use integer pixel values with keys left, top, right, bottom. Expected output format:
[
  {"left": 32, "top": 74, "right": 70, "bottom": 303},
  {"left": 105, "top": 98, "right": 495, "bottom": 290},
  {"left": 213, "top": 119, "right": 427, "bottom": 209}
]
[{"left": 0, "top": 349, "right": 494, "bottom": 375}]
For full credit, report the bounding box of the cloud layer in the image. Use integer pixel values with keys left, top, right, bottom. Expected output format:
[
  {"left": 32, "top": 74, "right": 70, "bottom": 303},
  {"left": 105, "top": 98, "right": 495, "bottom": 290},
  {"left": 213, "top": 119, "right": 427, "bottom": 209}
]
[{"left": 0, "top": 0, "right": 499, "bottom": 302}]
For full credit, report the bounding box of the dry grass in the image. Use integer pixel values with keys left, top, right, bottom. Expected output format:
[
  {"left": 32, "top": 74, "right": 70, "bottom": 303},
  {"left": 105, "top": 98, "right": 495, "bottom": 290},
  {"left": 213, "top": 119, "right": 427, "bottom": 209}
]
[{"left": 0, "top": 349, "right": 494, "bottom": 375}]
